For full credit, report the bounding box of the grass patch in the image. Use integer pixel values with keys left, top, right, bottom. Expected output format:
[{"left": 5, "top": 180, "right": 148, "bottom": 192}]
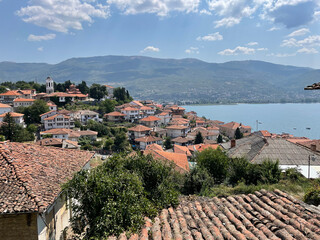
[{"left": 204, "top": 178, "right": 315, "bottom": 200}]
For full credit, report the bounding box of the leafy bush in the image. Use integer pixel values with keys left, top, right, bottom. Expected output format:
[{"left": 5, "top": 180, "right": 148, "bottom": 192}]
[
  {"left": 304, "top": 185, "right": 320, "bottom": 206},
  {"left": 282, "top": 167, "right": 304, "bottom": 181},
  {"left": 183, "top": 167, "right": 214, "bottom": 195},
  {"left": 259, "top": 159, "right": 281, "bottom": 184},
  {"left": 228, "top": 157, "right": 250, "bottom": 185},
  {"left": 64, "top": 153, "right": 182, "bottom": 239},
  {"left": 196, "top": 148, "right": 229, "bottom": 184}
]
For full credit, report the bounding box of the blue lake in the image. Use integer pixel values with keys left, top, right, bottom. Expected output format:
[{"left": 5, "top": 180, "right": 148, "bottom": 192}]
[{"left": 183, "top": 103, "right": 320, "bottom": 139}]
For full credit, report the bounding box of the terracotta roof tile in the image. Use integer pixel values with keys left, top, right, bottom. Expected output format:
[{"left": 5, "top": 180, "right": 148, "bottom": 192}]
[
  {"left": 188, "top": 144, "right": 219, "bottom": 152},
  {"left": 140, "top": 116, "right": 161, "bottom": 122},
  {"left": 0, "top": 90, "right": 22, "bottom": 96},
  {"left": 166, "top": 125, "right": 189, "bottom": 130},
  {"left": 105, "top": 111, "right": 126, "bottom": 117},
  {"left": 0, "top": 142, "right": 94, "bottom": 214},
  {"left": 0, "top": 112, "right": 24, "bottom": 118},
  {"left": 0, "top": 103, "right": 11, "bottom": 108},
  {"left": 135, "top": 136, "right": 162, "bottom": 143},
  {"left": 112, "top": 189, "right": 320, "bottom": 240},
  {"left": 128, "top": 125, "right": 152, "bottom": 132},
  {"left": 13, "top": 98, "right": 36, "bottom": 102}
]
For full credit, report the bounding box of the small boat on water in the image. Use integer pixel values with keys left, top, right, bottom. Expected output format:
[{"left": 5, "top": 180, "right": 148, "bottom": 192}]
[{"left": 306, "top": 127, "right": 311, "bottom": 130}]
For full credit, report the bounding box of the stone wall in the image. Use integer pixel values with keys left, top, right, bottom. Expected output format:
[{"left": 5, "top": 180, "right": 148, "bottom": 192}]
[{"left": 0, "top": 213, "right": 38, "bottom": 240}]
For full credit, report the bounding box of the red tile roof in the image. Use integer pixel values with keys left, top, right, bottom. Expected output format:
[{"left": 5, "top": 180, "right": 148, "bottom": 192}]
[
  {"left": 105, "top": 111, "right": 126, "bottom": 117},
  {"left": 36, "top": 138, "right": 63, "bottom": 146},
  {"left": 40, "top": 128, "right": 72, "bottom": 135},
  {"left": 128, "top": 125, "right": 152, "bottom": 132},
  {"left": 220, "top": 121, "right": 241, "bottom": 129},
  {"left": 40, "top": 110, "right": 56, "bottom": 117},
  {"left": 114, "top": 189, "right": 320, "bottom": 240},
  {"left": 0, "top": 142, "right": 94, "bottom": 214},
  {"left": 259, "top": 130, "right": 272, "bottom": 137},
  {"left": 0, "top": 112, "right": 24, "bottom": 118},
  {"left": 140, "top": 106, "right": 153, "bottom": 111},
  {"left": 135, "top": 136, "right": 162, "bottom": 143},
  {"left": 159, "top": 112, "right": 170, "bottom": 116},
  {"left": 13, "top": 98, "right": 36, "bottom": 102},
  {"left": 144, "top": 150, "right": 189, "bottom": 173},
  {"left": 0, "top": 103, "right": 11, "bottom": 108},
  {"left": 172, "top": 137, "right": 190, "bottom": 143},
  {"left": 0, "top": 90, "right": 22, "bottom": 96},
  {"left": 122, "top": 107, "right": 139, "bottom": 111},
  {"left": 174, "top": 144, "right": 192, "bottom": 157},
  {"left": 140, "top": 116, "right": 161, "bottom": 122},
  {"left": 44, "top": 114, "right": 70, "bottom": 121},
  {"left": 166, "top": 125, "right": 189, "bottom": 130},
  {"left": 188, "top": 143, "right": 219, "bottom": 152},
  {"left": 145, "top": 143, "right": 163, "bottom": 152},
  {"left": 131, "top": 100, "right": 144, "bottom": 107}
]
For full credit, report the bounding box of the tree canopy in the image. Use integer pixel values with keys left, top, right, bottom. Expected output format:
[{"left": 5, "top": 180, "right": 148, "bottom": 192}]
[
  {"left": 63, "top": 153, "right": 182, "bottom": 239},
  {"left": 89, "top": 84, "right": 107, "bottom": 100},
  {"left": 195, "top": 131, "right": 204, "bottom": 144},
  {"left": 22, "top": 100, "right": 50, "bottom": 124}
]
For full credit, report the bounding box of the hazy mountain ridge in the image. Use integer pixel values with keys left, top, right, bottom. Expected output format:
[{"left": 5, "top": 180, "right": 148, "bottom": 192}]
[{"left": 0, "top": 56, "right": 319, "bottom": 103}]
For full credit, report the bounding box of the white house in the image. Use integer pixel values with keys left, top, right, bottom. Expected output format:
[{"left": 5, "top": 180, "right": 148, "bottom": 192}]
[
  {"left": 13, "top": 98, "right": 36, "bottom": 108},
  {"left": 128, "top": 125, "right": 152, "bottom": 141},
  {"left": 135, "top": 136, "right": 163, "bottom": 150},
  {"left": 74, "top": 110, "right": 100, "bottom": 124},
  {"left": 166, "top": 125, "right": 189, "bottom": 138},
  {"left": 121, "top": 107, "right": 142, "bottom": 121},
  {"left": 0, "top": 103, "right": 12, "bottom": 114},
  {"left": 140, "top": 106, "right": 155, "bottom": 116},
  {"left": 156, "top": 112, "right": 171, "bottom": 125},
  {"left": 43, "top": 114, "right": 74, "bottom": 130},
  {"left": 0, "top": 112, "right": 25, "bottom": 125}
]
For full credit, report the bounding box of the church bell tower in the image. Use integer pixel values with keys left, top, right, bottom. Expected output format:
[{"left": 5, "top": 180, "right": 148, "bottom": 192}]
[{"left": 46, "top": 76, "right": 54, "bottom": 94}]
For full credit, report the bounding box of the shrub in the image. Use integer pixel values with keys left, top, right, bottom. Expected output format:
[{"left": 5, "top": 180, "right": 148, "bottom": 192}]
[
  {"left": 229, "top": 157, "right": 250, "bottom": 185},
  {"left": 196, "top": 148, "right": 229, "bottom": 184},
  {"left": 64, "top": 153, "right": 182, "bottom": 239},
  {"left": 259, "top": 159, "right": 281, "bottom": 184},
  {"left": 183, "top": 167, "right": 214, "bottom": 195},
  {"left": 304, "top": 185, "right": 320, "bottom": 206},
  {"left": 282, "top": 167, "right": 304, "bottom": 181}
]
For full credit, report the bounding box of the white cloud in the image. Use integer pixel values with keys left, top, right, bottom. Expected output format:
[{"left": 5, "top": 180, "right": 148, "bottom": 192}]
[
  {"left": 16, "top": 0, "right": 109, "bottom": 33},
  {"left": 214, "top": 17, "right": 241, "bottom": 28},
  {"left": 196, "top": 32, "right": 223, "bottom": 41},
  {"left": 268, "top": 52, "right": 297, "bottom": 57},
  {"left": 218, "top": 46, "right": 255, "bottom": 55},
  {"left": 37, "top": 46, "right": 44, "bottom": 51},
  {"left": 247, "top": 41, "right": 258, "bottom": 46},
  {"left": 281, "top": 38, "right": 299, "bottom": 47},
  {"left": 199, "top": 9, "right": 212, "bottom": 15},
  {"left": 257, "top": 47, "right": 268, "bottom": 51},
  {"left": 281, "top": 35, "right": 320, "bottom": 48},
  {"left": 141, "top": 46, "right": 160, "bottom": 53},
  {"left": 28, "top": 33, "right": 56, "bottom": 41},
  {"left": 297, "top": 47, "right": 318, "bottom": 54},
  {"left": 107, "top": 0, "right": 200, "bottom": 16},
  {"left": 267, "top": 26, "right": 281, "bottom": 31},
  {"left": 287, "top": 28, "right": 310, "bottom": 37},
  {"left": 185, "top": 47, "right": 199, "bottom": 54}
]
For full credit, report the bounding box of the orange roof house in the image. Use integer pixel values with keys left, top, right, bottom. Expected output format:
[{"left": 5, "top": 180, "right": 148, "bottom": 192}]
[
  {"left": 139, "top": 116, "right": 161, "bottom": 127},
  {"left": 128, "top": 125, "right": 152, "bottom": 132},
  {"left": 0, "top": 141, "right": 94, "bottom": 239}
]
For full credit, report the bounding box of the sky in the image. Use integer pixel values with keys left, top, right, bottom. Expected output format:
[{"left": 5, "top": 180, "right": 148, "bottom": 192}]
[{"left": 0, "top": 0, "right": 320, "bottom": 68}]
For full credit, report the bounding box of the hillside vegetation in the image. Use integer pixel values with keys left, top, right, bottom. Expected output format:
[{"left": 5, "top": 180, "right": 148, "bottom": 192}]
[{"left": 1, "top": 56, "right": 320, "bottom": 103}]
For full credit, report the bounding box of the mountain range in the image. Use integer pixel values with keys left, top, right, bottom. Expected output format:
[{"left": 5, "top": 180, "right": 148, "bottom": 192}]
[{"left": 1, "top": 56, "right": 319, "bottom": 103}]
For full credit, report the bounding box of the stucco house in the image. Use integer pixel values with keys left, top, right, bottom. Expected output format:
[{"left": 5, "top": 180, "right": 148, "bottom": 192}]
[
  {"left": 0, "top": 141, "right": 94, "bottom": 240},
  {"left": 219, "top": 121, "right": 251, "bottom": 139},
  {"left": 74, "top": 110, "right": 100, "bottom": 124},
  {"left": 43, "top": 114, "right": 74, "bottom": 130},
  {"left": 135, "top": 136, "right": 163, "bottom": 150},
  {"left": 13, "top": 98, "right": 36, "bottom": 109},
  {"left": 0, "top": 103, "right": 12, "bottom": 114},
  {"left": 156, "top": 111, "right": 171, "bottom": 125},
  {"left": 139, "top": 116, "right": 161, "bottom": 127},
  {"left": 104, "top": 111, "right": 126, "bottom": 122},
  {"left": 0, "top": 112, "right": 25, "bottom": 125},
  {"left": 128, "top": 125, "right": 152, "bottom": 141},
  {"left": 166, "top": 125, "right": 189, "bottom": 138}
]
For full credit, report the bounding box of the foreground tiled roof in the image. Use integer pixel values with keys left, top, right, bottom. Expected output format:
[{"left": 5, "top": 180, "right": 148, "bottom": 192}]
[
  {"left": 0, "top": 142, "right": 94, "bottom": 214},
  {"left": 109, "top": 189, "right": 320, "bottom": 240}
]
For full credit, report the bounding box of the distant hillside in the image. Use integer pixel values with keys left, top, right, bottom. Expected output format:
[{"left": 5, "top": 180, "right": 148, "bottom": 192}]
[{"left": 0, "top": 56, "right": 319, "bottom": 103}]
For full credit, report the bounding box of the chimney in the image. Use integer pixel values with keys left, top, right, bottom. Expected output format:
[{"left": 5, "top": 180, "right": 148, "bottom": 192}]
[
  {"left": 231, "top": 139, "right": 236, "bottom": 148},
  {"left": 311, "top": 144, "right": 317, "bottom": 152}
]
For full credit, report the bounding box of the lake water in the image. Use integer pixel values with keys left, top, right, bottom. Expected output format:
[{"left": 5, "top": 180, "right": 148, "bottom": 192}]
[{"left": 183, "top": 103, "right": 320, "bottom": 140}]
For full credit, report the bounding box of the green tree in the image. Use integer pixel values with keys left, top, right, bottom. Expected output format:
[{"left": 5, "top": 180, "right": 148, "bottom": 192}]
[
  {"left": 99, "top": 99, "right": 116, "bottom": 115},
  {"left": 235, "top": 127, "right": 243, "bottom": 139},
  {"left": 22, "top": 100, "right": 50, "bottom": 124},
  {"left": 77, "top": 81, "right": 89, "bottom": 94},
  {"left": 0, "top": 86, "right": 7, "bottom": 93},
  {"left": 104, "top": 137, "right": 114, "bottom": 152},
  {"left": 90, "top": 84, "right": 107, "bottom": 100},
  {"left": 164, "top": 137, "right": 173, "bottom": 149},
  {"left": 196, "top": 147, "right": 229, "bottom": 184},
  {"left": 0, "top": 113, "right": 17, "bottom": 141},
  {"left": 195, "top": 131, "right": 204, "bottom": 144},
  {"left": 112, "top": 132, "right": 130, "bottom": 152},
  {"left": 217, "top": 134, "right": 223, "bottom": 143},
  {"left": 63, "top": 153, "right": 182, "bottom": 239},
  {"left": 113, "top": 87, "right": 133, "bottom": 103}
]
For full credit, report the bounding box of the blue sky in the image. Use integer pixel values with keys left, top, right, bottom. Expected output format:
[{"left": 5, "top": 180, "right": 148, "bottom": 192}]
[{"left": 0, "top": 0, "right": 320, "bottom": 68}]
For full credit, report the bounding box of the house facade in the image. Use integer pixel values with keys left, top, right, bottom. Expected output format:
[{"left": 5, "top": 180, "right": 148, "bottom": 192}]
[
  {"left": 74, "top": 110, "right": 100, "bottom": 124},
  {"left": 0, "top": 112, "right": 25, "bottom": 125},
  {"left": 104, "top": 111, "right": 126, "bottom": 122},
  {"left": 0, "top": 103, "right": 12, "bottom": 114},
  {"left": 0, "top": 141, "right": 94, "bottom": 240},
  {"left": 43, "top": 114, "right": 74, "bottom": 130},
  {"left": 166, "top": 125, "right": 189, "bottom": 138},
  {"left": 13, "top": 98, "right": 36, "bottom": 108}
]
